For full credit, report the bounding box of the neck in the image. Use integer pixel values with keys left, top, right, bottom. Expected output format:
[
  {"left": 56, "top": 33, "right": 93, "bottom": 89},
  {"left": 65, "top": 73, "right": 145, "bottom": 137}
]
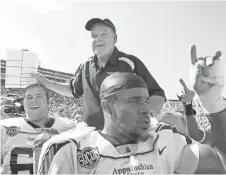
[
  {"left": 97, "top": 47, "right": 115, "bottom": 64},
  {"left": 102, "top": 116, "right": 136, "bottom": 145},
  {"left": 26, "top": 115, "right": 49, "bottom": 128}
]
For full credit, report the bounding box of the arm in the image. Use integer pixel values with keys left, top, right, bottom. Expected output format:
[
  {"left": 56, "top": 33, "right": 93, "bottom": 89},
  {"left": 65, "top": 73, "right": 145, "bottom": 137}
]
[
  {"left": 177, "top": 79, "right": 207, "bottom": 143},
  {"left": 31, "top": 64, "right": 83, "bottom": 98},
  {"left": 189, "top": 45, "right": 226, "bottom": 153},
  {"left": 195, "top": 144, "right": 226, "bottom": 174},
  {"left": 134, "top": 58, "right": 166, "bottom": 113},
  {"left": 38, "top": 141, "right": 77, "bottom": 174},
  {"left": 174, "top": 133, "right": 225, "bottom": 173},
  {"left": 134, "top": 58, "right": 166, "bottom": 98},
  {"left": 183, "top": 103, "right": 206, "bottom": 142},
  {"left": 208, "top": 108, "right": 226, "bottom": 153},
  {"left": 42, "top": 79, "right": 73, "bottom": 97}
]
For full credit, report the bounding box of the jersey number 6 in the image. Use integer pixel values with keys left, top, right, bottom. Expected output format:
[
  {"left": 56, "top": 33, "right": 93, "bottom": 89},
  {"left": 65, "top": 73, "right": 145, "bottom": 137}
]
[{"left": 10, "top": 147, "right": 33, "bottom": 174}]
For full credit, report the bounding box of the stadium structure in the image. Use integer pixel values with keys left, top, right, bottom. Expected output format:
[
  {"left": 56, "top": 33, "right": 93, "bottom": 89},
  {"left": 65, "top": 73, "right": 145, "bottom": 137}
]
[{"left": 1, "top": 59, "right": 74, "bottom": 88}]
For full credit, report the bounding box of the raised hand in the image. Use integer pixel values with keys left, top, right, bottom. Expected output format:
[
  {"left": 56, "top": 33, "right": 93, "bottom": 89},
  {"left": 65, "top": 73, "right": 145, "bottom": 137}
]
[
  {"left": 177, "top": 79, "right": 195, "bottom": 103},
  {"left": 189, "top": 45, "right": 225, "bottom": 113},
  {"left": 30, "top": 72, "right": 47, "bottom": 85}
]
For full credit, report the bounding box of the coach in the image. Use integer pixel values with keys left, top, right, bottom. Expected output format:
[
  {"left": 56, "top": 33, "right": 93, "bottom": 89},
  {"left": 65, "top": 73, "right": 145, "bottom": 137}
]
[{"left": 32, "top": 18, "right": 166, "bottom": 130}]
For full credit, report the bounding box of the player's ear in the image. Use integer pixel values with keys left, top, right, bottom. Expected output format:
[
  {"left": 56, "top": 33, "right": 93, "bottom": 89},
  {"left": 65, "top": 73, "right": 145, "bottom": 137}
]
[
  {"left": 101, "top": 99, "right": 113, "bottom": 115},
  {"left": 113, "top": 33, "right": 117, "bottom": 44}
]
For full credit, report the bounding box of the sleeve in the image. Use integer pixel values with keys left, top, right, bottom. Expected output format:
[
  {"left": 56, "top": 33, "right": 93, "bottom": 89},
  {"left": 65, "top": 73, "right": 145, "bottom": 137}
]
[
  {"left": 69, "top": 63, "right": 84, "bottom": 99},
  {"left": 173, "top": 133, "right": 200, "bottom": 174},
  {"left": 134, "top": 58, "right": 166, "bottom": 99},
  {"left": 56, "top": 118, "right": 77, "bottom": 133},
  {"left": 38, "top": 140, "right": 78, "bottom": 174}
]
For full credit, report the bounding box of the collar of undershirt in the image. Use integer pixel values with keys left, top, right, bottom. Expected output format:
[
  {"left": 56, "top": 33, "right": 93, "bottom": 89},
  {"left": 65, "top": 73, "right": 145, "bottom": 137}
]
[
  {"left": 98, "top": 131, "right": 137, "bottom": 147},
  {"left": 24, "top": 118, "right": 55, "bottom": 129}
]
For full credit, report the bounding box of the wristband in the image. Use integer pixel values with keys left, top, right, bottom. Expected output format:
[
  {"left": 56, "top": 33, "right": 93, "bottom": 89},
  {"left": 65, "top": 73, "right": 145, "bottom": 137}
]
[{"left": 183, "top": 103, "right": 194, "bottom": 116}]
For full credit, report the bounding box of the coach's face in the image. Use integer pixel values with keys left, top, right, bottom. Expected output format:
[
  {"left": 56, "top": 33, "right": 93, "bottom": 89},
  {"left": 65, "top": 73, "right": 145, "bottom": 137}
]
[
  {"left": 111, "top": 88, "right": 151, "bottom": 139},
  {"left": 23, "top": 86, "right": 49, "bottom": 122},
  {"left": 91, "top": 23, "right": 116, "bottom": 58}
]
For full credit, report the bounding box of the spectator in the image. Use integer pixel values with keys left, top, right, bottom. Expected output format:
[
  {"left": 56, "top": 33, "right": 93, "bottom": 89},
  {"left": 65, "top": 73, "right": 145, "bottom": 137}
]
[{"left": 31, "top": 18, "right": 166, "bottom": 130}]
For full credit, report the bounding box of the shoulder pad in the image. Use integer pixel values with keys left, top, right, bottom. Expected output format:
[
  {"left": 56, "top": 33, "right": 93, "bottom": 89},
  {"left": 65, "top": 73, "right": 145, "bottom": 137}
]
[
  {"left": 0, "top": 117, "right": 39, "bottom": 134},
  {"left": 53, "top": 117, "right": 77, "bottom": 133},
  {"left": 0, "top": 117, "right": 24, "bottom": 127},
  {"left": 44, "top": 126, "right": 95, "bottom": 148}
]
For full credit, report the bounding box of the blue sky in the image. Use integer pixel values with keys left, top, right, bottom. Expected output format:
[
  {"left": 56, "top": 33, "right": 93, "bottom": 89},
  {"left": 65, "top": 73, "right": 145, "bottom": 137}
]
[{"left": 0, "top": 0, "right": 226, "bottom": 99}]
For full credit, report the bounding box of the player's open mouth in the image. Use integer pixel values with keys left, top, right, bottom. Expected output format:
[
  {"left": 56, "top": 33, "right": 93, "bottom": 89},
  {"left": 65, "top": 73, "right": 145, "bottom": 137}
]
[
  {"left": 140, "top": 117, "right": 150, "bottom": 123},
  {"left": 139, "top": 117, "right": 150, "bottom": 129},
  {"left": 96, "top": 44, "right": 104, "bottom": 47},
  {"left": 30, "top": 105, "right": 40, "bottom": 110}
]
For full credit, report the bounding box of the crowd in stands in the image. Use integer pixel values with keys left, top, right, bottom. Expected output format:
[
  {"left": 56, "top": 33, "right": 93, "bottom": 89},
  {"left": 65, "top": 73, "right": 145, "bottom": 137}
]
[{"left": 1, "top": 86, "right": 211, "bottom": 131}]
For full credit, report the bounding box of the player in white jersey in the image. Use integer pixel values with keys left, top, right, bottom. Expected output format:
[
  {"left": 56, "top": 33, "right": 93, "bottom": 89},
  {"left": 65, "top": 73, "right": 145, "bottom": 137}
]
[
  {"left": 38, "top": 73, "right": 225, "bottom": 174},
  {"left": 0, "top": 83, "right": 79, "bottom": 174}
]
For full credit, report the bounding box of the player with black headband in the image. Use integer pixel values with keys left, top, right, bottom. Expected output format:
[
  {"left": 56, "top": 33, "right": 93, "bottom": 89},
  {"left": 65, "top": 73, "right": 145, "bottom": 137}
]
[{"left": 38, "top": 73, "right": 225, "bottom": 174}]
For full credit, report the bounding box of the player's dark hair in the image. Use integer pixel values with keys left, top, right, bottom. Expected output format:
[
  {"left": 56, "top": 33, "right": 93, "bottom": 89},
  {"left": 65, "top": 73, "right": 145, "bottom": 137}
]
[{"left": 23, "top": 83, "right": 49, "bottom": 101}]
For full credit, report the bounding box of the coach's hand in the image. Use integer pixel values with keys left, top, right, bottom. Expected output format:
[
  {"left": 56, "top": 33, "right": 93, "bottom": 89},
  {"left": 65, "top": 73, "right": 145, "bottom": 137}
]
[
  {"left": 31, "top": 72, "right": 47, "bottom": 85},
  {"left": 189, "top": 45, "right": 225, "bottom": 113}
]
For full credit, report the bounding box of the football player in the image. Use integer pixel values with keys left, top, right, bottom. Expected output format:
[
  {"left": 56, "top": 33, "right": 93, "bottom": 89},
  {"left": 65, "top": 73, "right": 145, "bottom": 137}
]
[
  {"left": 38, "top": 73, "right": 225, "bottom": 174},
  {"left": 0, "top": 83, "right": 80, "bottom": 174}
]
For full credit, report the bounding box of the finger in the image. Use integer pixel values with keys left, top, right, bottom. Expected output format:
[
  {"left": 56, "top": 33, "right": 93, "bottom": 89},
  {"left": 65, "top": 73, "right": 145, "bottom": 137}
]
[
  {"left": 179, "top": 79, "right": 189, "bottom": 91},
  {"left": 190, "top": 45, "right": 197, "bottom": 65},
  {"left": 197, "top": 57, "right": 206, "bottom": 67},
  {"left": 176, "top": 93, "right": 182, "bottom": 100},
  {"left": 205, "top": 56, "right": 214, "bottom": 67},
  {"left": 214, "top": 51, "right": 221, "bottom": 60},
  {"left": 194, "top": 62, "right": 203, "bottom": 75}
]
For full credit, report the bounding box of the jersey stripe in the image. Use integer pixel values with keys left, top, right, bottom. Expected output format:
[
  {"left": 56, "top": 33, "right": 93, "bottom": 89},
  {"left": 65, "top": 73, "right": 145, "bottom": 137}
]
[{"left": 38, "top": 140, "right": 71, "bottom": 174}]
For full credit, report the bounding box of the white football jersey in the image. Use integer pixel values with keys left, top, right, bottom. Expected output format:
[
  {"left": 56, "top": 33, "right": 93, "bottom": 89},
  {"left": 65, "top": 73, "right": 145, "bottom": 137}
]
[
  {"left": 0, "top": 117, "right": 78, "bottom": 175},
  {"left": 38, "top": 123, "right": 200, "bottom": 174}
]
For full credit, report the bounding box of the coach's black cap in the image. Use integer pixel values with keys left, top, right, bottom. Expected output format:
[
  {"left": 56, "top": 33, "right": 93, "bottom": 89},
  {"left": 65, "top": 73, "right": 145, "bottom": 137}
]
[
  {"left": 85, "top": 18, "right": 116, "bottom": 33},
  {"left": 100, "top": 73, "right": 147, "bottom": 100}
]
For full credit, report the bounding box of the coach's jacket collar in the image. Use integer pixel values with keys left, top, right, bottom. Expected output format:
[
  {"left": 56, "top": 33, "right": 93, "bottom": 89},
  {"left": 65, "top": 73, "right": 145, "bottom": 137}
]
[{"left": 91, "top": 47, "right": 121, "bottom": 68}]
